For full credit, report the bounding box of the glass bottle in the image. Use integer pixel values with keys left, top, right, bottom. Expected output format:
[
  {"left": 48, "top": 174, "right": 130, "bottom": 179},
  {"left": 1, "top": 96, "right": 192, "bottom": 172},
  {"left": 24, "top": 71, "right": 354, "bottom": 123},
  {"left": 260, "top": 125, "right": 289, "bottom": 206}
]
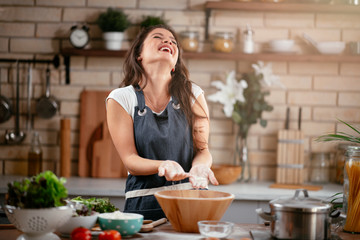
[
  {"left": 243, "top": 24, "right": 254, "bottom": 54},
  {"left": 343, "top": 145, "right": 360, "bottom": 233},
  {"left": 335, "top": 143, "right": 351, "bottom": 184},
  {"left": 28, "top": 131, "right": 43, "bottom": 176}
]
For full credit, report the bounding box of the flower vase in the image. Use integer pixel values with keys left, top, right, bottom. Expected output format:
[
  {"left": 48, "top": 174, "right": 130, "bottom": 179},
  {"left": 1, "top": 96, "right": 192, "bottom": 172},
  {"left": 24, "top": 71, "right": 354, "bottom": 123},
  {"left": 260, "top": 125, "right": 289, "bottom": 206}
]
[{"left": 234, "top": 133, "right": 251, "bottom": 182}]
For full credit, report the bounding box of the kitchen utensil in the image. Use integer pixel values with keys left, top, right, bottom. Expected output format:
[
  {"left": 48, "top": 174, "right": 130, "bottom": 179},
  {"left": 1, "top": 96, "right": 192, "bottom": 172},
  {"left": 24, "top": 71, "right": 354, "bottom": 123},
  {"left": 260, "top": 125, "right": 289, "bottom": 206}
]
[
  {"left": 303, "top": 33, "right": 345, "bottom": 54},
  {"left": 268, "top": 39, "right": 294, "bottom": 53},
  {"left": 276, "top": 107, "right": 304, "bottom": 185},
  {"left": 60, "top": 118, "right": 71, "bottom": 177},
  {"left": 91, "top": 121, "right": 128, "bottom": 178},
  {"left": 197, "top": 220, "right": 234, "bottom": 238},
  {"left": 0, "top": 67, "right": 13, "bottom": 124},
  {"left": 98, "top": 212, "right": 143, "bottom": 237},
  {"left": 4, "top": 205, "right": 73, "bottom": 240},
  {"left": 36, "top": 67, "right": 58, "bottom": 119},
  {"left": 79, "top": 90, "right": 110, "bottom": 177},
  {"left": 5, "top": 62, "right": 26, "bottom": 145},
  {"left": 26, "top": 64, "right": 32, "bottom": 131},
  {"left": 256, "top": 189, "right": 333, "bottom": 240},
  {"left": 154, "top": 189, "right": 234, "bottom": 233},
  {"left": 140, "top": 217, "right": 167, "bottom": 233},
  {"left": 211, "top": 164, "right": 241, "bottom": 185}
]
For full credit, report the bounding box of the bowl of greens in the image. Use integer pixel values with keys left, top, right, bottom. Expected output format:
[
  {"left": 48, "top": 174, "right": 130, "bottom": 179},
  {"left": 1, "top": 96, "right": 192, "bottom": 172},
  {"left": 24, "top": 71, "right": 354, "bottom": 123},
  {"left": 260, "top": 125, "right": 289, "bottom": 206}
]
[
  {"left": 57, "top": 196, "right": 118, "bottom": 235},
  {"left": 4, "top": 171, "right": 73, "bottom": 240}
]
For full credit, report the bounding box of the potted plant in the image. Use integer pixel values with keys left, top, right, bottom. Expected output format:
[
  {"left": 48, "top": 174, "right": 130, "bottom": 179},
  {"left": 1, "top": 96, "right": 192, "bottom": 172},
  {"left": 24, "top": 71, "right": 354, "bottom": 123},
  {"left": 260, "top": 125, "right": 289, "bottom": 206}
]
[
  {"left": 4, "top": 171, "right": 73, "bottom": 239},
  {"left": 139, "top": 15, "right": 167, "bottom": 29},
  {"left": 96, "top": 7, "right": 131, "bottom": 50}
]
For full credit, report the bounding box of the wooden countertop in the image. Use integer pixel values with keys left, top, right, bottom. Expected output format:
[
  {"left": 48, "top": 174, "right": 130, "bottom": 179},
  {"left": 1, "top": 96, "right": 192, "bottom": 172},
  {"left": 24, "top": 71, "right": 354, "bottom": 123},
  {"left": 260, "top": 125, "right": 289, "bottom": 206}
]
[{"left": 0, "top": 223, "right": 358, "bottom": 240}]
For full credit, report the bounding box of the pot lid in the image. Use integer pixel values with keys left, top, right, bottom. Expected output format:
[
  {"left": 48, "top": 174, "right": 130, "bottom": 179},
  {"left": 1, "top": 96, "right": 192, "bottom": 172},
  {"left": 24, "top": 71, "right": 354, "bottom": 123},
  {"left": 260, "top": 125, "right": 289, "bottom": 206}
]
[{"left": 269, "top": 189, "right": 331, "bottom": 213}]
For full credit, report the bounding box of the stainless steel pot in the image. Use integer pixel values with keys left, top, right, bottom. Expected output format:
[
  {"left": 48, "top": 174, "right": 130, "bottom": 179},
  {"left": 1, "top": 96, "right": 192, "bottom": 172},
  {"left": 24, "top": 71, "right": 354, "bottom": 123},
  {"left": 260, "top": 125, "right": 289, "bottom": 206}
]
[{"left": 256, "top": 189, "right": 332, "bottom": 240}]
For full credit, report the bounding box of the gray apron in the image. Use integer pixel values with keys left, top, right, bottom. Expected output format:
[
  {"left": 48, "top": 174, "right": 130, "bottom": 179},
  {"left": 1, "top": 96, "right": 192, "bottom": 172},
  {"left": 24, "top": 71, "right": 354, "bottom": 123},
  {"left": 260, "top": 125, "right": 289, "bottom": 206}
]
[{"left": 123, "top": 87, "right": 194, "bottom": 220}]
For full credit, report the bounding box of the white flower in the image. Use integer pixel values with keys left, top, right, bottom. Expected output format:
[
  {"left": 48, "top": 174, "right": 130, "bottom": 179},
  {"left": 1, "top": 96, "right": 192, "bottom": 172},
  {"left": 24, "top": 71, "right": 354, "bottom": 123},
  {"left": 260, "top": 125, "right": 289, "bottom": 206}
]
[
  {"left": 208, "top": 70, "right": 248, "bottom": 117},
  {"left": 252, "top": 61, "right": 284, "bottom": 89}
]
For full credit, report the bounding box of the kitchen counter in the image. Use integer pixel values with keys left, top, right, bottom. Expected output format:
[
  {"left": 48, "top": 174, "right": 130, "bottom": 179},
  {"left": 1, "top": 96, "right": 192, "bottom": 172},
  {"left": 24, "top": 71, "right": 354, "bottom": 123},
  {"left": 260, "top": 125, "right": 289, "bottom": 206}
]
[
  {"left": 0, "top": 175, "right": 343, "bottom": 201},
  {"left": 0, "top": 176, "right": 343, "bottom": 224},
  {"left": 0, "top": 222, "right": 358, "bottom": 240}
]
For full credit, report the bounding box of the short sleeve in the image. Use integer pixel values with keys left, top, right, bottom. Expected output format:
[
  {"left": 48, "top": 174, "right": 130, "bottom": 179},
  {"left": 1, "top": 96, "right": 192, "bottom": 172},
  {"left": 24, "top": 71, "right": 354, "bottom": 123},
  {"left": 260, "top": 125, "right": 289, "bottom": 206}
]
[{"left": 106, "top": 85, "right": 137, "bottom": 119}]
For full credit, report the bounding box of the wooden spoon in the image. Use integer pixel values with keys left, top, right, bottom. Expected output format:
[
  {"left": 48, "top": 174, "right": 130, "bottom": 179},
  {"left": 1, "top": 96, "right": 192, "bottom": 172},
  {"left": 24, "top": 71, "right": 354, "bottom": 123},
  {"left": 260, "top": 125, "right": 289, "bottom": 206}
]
[{"left": 140, "top": 218, "right": 167, "bottom": 233}]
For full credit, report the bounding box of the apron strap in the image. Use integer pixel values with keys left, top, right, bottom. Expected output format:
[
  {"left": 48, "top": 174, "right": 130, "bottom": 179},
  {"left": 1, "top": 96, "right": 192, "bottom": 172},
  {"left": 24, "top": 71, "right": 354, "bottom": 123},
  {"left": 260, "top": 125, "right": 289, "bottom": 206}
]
[{"left": 125, "top": 182, "right": 193, "bottom": 199}]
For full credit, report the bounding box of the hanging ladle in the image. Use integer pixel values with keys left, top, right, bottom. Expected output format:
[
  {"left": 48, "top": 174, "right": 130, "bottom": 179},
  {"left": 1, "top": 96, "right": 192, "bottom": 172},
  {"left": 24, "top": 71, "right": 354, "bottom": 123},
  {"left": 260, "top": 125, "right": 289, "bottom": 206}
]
[{"left": 5, "top": 62, "right": 26, "bottom": 145}]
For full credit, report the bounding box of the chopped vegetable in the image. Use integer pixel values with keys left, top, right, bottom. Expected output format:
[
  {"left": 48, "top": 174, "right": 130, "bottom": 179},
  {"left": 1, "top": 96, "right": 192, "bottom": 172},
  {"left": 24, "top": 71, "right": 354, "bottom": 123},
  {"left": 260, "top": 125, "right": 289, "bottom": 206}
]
[
  {"left": 71, "top": 227, "right": 91, "bottom": 240},
  {"left": 71, "top": 196, "right": 118, "bottom": 216},
  {"left": 6, "top": 171, "right": 68, "bottom": 208},
  {"left": 99, "top": 230, "right": 121, "bottom": 240}
]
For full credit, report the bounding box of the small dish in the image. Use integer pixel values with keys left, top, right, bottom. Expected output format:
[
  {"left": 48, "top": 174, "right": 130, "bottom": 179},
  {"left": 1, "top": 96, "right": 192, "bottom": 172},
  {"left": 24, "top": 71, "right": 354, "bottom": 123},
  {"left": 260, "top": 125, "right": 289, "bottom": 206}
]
[
  {"left": 198, "top": 220, "right": 234, "bottom": 238},
  {"left": 268, "top": 39, "right": 294, "bottom": 53}
]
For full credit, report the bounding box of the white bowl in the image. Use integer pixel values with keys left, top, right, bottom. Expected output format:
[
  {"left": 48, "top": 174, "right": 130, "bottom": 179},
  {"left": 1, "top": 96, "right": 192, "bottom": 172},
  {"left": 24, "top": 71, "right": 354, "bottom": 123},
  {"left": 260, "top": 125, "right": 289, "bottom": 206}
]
[
  {"left": 268, "top": 39, "right": 294, "bottom": 52},
  {"left": 315, "top": 41, "right": 345, "bottom": 54},
  {"left": 198, "top": 220, "right": 234, "bottom": 238},
  {"left": 57, "top": 213, "right": 98, "bottom": 235},
  {"left": 4, "top": 205, "right": 73, "bottom": 240}
]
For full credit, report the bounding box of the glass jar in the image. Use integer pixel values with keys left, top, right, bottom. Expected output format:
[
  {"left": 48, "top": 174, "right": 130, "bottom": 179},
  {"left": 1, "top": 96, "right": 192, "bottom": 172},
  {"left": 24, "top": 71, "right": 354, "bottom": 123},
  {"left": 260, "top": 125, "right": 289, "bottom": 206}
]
[
  {"left": 343, "top": 145, "right": 360, "bottom": 233},
  {"left": 213, "top": 32, "right": 234, "bottom": 53},
  {"left": 28, "top": 131, "right": 43, "bottom": 176},
  {"left": 309, "top": 152, "right": 331, "bottom": 184},
  {"left": 180, "top": 31, "right": 199, "bottom": 52},
  {"left": 335, "top": 143, "right": 351, "bottom": 184}
]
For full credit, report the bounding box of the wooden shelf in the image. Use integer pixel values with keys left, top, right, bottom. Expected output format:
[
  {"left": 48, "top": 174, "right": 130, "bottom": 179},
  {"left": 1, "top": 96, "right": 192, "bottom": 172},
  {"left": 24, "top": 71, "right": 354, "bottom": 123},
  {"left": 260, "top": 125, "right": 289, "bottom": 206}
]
[
  {"left": 60, "top": 48, "right": 360, "bottom": 83},
  {"left": 205, "top": 1, "right": 360, "bottom": 14}
]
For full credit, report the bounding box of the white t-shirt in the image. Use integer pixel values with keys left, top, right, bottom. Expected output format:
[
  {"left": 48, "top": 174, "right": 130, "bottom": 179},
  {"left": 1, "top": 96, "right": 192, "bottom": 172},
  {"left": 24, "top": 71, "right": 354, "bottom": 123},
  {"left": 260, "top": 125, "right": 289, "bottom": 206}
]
[{"left": 107, "top": 83, "right": 204, "bottom": 120}]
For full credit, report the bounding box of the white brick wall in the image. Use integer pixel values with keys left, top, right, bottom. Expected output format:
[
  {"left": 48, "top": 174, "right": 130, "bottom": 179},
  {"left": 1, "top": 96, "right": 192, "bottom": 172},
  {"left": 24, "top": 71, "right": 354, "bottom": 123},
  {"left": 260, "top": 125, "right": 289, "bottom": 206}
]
[{"left": 0, "top": 0, "right": 359, "bottom": 181}]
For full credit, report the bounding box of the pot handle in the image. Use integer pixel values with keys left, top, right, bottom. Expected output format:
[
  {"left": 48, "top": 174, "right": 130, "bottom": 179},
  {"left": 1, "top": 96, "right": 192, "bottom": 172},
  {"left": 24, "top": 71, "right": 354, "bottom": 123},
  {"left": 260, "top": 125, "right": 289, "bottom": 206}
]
[
  {"left": 330, "top": 209, "right": 347, "bottom": 224},
  {"left": 256, "top": 208, "right": 272, "bottom": 222},
  {"left": 294, "top": 189, "right": 309, "bottom": 198}
]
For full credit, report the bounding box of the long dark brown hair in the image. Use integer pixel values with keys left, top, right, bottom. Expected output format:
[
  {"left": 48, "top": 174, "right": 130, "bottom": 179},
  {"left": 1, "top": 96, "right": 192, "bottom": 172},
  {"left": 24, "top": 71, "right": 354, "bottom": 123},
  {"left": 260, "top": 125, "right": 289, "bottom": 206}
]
[{"left": 122, "top": 24, "right": 195, "bottom": 132}]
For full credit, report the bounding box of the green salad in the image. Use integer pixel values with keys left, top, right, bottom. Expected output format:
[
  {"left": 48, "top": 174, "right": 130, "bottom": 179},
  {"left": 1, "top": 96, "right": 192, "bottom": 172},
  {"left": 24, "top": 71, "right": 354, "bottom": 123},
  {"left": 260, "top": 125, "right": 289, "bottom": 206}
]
[
  {"left": 70, "top": 196, "right": 118, "bottom": 216},
  {"left": 6, "top": 171, "right": 68, "bottom": 208}
]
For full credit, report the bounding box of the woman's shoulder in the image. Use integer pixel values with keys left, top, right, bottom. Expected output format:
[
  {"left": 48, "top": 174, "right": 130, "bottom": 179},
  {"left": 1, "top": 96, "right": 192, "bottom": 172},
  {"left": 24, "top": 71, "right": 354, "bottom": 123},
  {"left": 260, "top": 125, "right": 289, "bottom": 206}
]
[
  {"left": 191, "top": 82, "right": 204, "bottom": 99},
  {"left": 107, "top": 85, "right": 137, "bottom": 117},
  {"left": 108, "top": 85, "right": 136, "bottom": 98}
]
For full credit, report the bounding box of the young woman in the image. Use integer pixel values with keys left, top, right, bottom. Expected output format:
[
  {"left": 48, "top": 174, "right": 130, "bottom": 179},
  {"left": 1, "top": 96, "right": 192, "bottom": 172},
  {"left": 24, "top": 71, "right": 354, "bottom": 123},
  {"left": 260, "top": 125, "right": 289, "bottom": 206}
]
[{"left": 106, "top": 25, "right": 218, "bottom": 220}]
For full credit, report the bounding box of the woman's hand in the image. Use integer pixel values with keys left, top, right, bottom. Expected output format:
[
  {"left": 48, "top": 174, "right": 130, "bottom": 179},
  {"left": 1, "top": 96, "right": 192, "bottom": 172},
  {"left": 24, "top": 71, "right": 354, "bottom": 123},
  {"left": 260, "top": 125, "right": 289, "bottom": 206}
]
[
  {"left": 189, "top": 164, "right": 219, "bottom": 189},
  {"left": 158, "top": 160, "right": 189, "bottom": 181}
]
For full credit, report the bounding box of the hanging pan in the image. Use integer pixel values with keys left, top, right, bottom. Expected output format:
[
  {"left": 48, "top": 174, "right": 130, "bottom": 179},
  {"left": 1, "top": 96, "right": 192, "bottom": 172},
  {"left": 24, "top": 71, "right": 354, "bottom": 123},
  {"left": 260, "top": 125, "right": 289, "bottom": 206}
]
[
  {"left": 36, "top": 67, "right": 59, "bottom": 119},
  {"left": 0, "top": 67, "right": 13, "bottom": 123}
]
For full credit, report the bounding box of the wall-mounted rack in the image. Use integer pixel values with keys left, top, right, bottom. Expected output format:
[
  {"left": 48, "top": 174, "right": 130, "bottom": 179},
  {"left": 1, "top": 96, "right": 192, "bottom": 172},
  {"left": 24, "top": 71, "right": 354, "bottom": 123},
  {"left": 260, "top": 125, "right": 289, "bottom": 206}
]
[{"left": 0, "top": 55, "right": 60, "bottom": 68}]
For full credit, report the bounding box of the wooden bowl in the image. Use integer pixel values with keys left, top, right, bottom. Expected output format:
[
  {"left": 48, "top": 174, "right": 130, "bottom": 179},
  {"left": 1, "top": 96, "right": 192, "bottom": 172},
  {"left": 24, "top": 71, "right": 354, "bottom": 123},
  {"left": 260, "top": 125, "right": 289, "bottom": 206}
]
[
  {"left": 155, "top": 189, "right": 234, "bottom": 233},
  {"left": 211, "top": 164, "right": 242, "bottom": 185}
]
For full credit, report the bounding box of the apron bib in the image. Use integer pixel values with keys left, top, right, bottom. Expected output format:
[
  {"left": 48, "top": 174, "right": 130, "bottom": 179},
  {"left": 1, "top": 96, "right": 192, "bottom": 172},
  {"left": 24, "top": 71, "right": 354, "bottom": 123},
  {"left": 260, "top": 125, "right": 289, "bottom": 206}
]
[{"left": 124, "top": 87, "right": 194, "bottom": 220}]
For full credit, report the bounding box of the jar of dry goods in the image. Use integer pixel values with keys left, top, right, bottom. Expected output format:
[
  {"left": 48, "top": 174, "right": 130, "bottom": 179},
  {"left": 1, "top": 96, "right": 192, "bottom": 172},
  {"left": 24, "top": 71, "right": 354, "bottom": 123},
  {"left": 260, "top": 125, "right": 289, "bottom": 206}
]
[
  {"left": 213, "top": 32, "right": 234, "bottom": 53},
  {"left": 343, "top": 145, "right": 360, "bottom": 233},
  {"left": 180, "top": 31, "right": 199, "bottom": 52}
]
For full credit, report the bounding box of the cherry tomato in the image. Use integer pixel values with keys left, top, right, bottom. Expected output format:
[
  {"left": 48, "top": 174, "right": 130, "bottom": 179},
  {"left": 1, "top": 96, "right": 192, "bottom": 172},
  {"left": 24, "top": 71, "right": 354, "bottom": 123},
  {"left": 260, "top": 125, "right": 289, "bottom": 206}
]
[
  {"left": 71, "top": 227, "right": 91, "bottom": 240},
  {"left": 99, "top": 230, "right": 121, "bottom": 240}
]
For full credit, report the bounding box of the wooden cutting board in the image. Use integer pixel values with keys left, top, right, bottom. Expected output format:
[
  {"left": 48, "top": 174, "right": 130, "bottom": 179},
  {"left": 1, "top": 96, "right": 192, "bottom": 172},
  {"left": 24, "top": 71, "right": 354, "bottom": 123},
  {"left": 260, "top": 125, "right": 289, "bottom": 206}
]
[
  {"left": 92, "top": 121, "right": 128, "bottom": 178},
  {"left": 78, "top": 90, "right": 110, "bottom": 177}
]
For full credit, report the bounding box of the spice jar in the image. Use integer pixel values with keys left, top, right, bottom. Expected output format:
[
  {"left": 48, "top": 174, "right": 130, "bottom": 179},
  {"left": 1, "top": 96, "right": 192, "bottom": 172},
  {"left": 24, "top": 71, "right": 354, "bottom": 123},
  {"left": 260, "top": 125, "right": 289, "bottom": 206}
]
[
  {"left": 213, "top": 32, "right": 234, "bottom": 53},
  {"left": 242, "top": 24, "right": 254, "bottom": 54},
  {"left": 309, "top": 152, "right": 331, "bottom": 183},
  {"left": 28, "top": 131, "right": 43, "bottom": 176},
  {"left": 343, "top": 146, "right": 360, "bottom": 233},
  {"left": 180, "top": 31, "right": 199, "bottom": 52}
]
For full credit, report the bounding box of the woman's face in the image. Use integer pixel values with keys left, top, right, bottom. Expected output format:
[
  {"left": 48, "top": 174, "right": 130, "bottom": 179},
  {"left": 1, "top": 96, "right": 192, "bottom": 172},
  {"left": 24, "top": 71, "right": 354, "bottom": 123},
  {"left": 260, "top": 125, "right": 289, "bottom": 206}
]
[{"left": 139, "top": 28, "right": 179, "bottom": 70}]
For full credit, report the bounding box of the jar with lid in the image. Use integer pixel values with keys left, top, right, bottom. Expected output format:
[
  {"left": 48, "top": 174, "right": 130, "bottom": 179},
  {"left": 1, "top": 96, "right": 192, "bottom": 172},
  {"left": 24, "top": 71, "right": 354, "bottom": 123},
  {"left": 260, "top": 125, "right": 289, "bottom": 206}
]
[
  {"left": 28, "top": 131, "right": 43, "bottom": 176},
  {"left": 242, "top": 24, "right": 254, "bottom": 54},
  {"left": 309, "top": 152, "right": 331, "bottom": 183},
  {"left": 212, "top": 32, "right": 234, "bottom": 53},
  {"left": 343, "top": 145, "right": 360, "bottom": 233},
  {"left": 179, "top": 31, "right": 199, "bottom": 52},
  {"left": 335, "top": 143, "right": 351, "bottom": 184}
]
